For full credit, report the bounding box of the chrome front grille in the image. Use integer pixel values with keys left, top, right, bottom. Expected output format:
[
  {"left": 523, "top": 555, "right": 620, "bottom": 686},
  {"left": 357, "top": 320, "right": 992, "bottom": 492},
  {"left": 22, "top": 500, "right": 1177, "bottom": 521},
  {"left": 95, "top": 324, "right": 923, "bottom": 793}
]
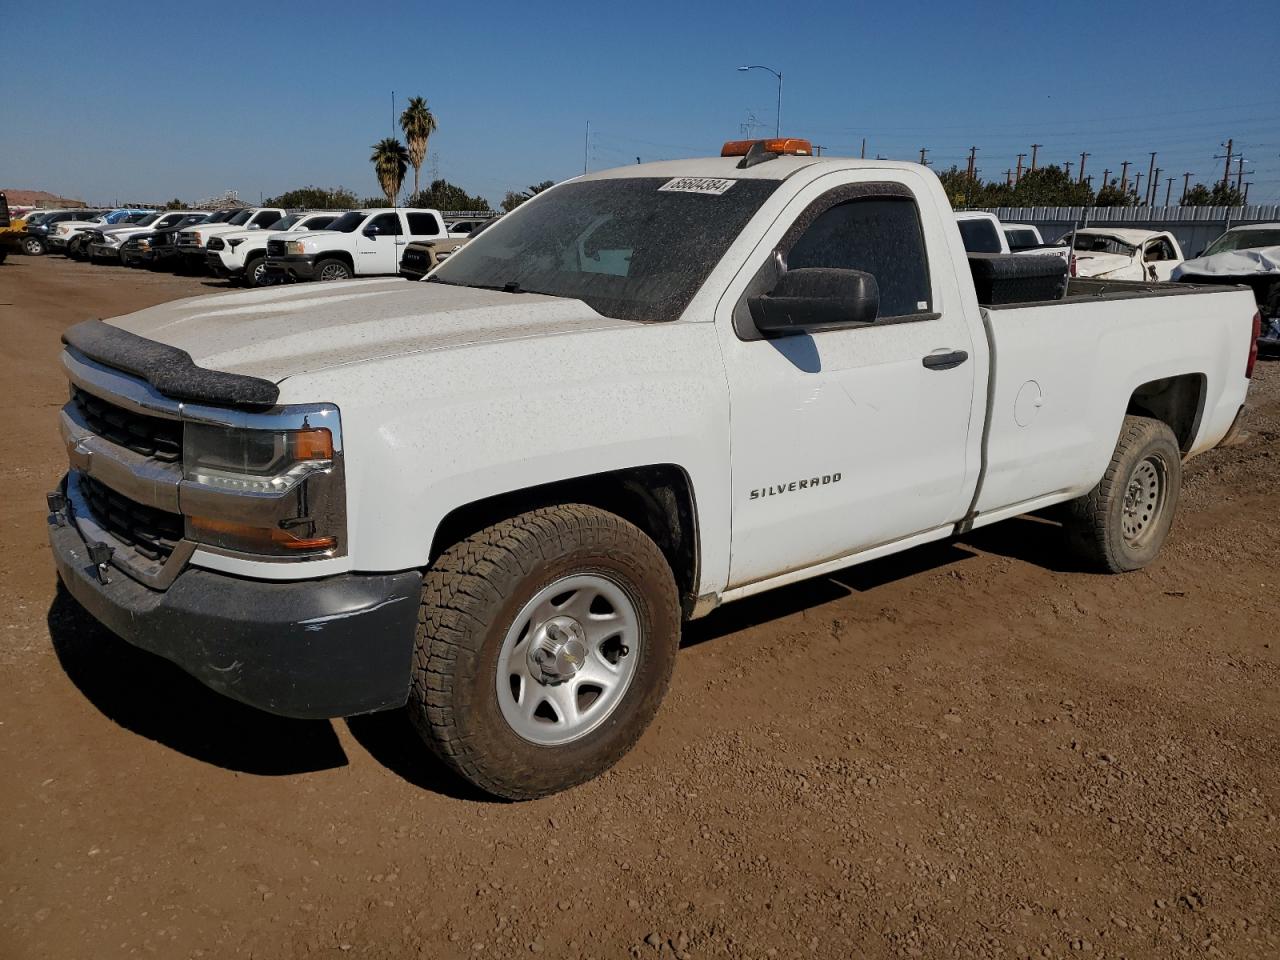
[
  {"left": 207, "top": 236, "right": 225, "bottom": 251},
  {"left": 78, "top": 474, "right": 183, "bottom": 563},
  {"left": 71, "top": 385, "right": 182, "bottom": 462},
  {"left": 266, "top": 239, "right": 287, "bottom": 257},
  {"left": 175, "top": 230, "right": 200, "bottom": 248}
]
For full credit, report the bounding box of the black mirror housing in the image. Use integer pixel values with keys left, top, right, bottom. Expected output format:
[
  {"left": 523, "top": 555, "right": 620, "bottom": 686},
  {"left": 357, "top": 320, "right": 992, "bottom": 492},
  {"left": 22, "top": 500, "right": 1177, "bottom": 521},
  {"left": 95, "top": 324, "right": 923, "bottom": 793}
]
[{"left": 748, "top": 268, "right": 879, "bottom": 336}]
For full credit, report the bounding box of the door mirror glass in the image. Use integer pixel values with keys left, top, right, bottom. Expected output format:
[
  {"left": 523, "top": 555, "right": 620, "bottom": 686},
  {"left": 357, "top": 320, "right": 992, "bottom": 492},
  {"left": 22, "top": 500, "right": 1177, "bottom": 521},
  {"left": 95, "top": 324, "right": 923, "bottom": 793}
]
[
  {"left": 748, "top": 268, "right": 879, "bottom": 336},
  {"left": 362, "top": 226, "right": 380, "bottom": 238}
]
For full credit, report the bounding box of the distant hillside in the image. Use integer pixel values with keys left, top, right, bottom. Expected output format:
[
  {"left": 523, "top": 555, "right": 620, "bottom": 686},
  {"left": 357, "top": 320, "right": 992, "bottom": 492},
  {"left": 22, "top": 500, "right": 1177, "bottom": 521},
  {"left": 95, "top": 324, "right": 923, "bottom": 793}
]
[{"left": 2, "top": 190, "right": 87, "bottom": 208}]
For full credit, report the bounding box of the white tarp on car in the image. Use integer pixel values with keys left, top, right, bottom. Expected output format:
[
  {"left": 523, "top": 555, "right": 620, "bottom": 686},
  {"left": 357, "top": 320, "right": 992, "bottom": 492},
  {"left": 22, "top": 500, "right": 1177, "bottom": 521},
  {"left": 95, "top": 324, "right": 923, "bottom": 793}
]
[{"left": 1172, "top": 246, "right": 1280, "bottom": 280}]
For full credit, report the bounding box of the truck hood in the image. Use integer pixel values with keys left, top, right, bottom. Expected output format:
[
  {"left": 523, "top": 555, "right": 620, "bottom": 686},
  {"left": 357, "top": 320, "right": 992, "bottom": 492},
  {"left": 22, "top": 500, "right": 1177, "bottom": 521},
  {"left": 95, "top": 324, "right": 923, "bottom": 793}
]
[
  {"left": 104, "top": 279, "right": 634, "bottom": 383},
  {"left": 1072, "top": 251, "right": 1135, "bottom": 278},
  {"left": 1173, "top": 245, "right": 1280, "bottom": 280}
]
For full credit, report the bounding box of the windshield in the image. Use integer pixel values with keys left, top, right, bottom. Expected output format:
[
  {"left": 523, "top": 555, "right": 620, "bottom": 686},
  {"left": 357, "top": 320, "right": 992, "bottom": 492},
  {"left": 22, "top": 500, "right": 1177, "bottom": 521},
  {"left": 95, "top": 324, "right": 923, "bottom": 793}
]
[
  {"left": 432, "top": 178, "right": 781, "bottom": 322},
  {"left": 1072, "top": 233, "right": 1138, "bottom": 256},
  {"left": 1204, "top": 229, "right": 1280, "bottom": 256},
  {"left": 205, "top": 210, "right": 235, "bottom": 223},
  {"left": 266, "top": 214, "right": 301, "bottom": 230},
  {"left": 26, "top": 213, "right": 48, "bottom": 225},
  {"left": 134, "top": 213, "right": 161, "bottom": 226},
  {"left": 227, "top": 209, "right": 253, "bottom": 226},
  {"left": 957, "top": 218, "right": 1003, "bottom": 253},
  {"left": 326, "top": 211, "right": 367, "bottom": 232}
]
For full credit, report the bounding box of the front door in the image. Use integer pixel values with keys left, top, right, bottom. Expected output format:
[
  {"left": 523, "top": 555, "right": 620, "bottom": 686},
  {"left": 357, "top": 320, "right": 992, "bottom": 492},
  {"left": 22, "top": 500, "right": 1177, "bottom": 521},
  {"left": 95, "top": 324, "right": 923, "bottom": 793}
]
[
  {"left": 355, "top": 212, "right": 403, "bottom": 274},
  {"left": 716, "top": 174, "right": 981, "bottom": 588}
]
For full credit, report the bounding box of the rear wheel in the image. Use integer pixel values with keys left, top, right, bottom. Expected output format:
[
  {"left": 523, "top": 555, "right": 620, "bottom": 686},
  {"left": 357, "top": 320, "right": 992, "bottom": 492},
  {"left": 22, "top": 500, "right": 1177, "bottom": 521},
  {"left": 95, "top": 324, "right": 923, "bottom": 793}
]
[
  {"left": 315, "top": 258, "right": 352, "bottom": 282},
  {"left": 22, "top": 236, "right": 45, "bottom": 256},
  {"left": 408, "top": 504, "right": 680, "bottom": 800},
  {"left": 1064, "top": 415, "right": 1182, "bottom": 572}
]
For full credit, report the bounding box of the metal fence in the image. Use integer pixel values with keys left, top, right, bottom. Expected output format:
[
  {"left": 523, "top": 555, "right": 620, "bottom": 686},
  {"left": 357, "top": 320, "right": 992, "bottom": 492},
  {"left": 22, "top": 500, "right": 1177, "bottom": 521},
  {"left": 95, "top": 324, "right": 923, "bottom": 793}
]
[{"left": 972, "top": 205, "right": 1280, "bottom": 256}]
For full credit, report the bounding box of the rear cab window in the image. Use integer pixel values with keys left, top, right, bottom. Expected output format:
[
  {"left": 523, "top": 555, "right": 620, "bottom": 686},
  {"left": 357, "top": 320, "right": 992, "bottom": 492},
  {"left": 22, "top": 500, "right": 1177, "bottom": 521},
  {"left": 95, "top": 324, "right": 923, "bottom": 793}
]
[
  {"left": 407, "top": 212, "right": 443, "bottom": 235},
  {"left": 957, "top": 217, "right": 1002, "bottom": 254}
]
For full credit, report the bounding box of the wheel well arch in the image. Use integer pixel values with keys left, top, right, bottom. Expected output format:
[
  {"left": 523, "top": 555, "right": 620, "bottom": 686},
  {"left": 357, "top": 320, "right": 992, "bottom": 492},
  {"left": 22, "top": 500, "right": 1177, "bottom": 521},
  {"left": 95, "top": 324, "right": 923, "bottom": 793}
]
[
  {"left": 1127, "top": 373, "right": 1206, "bottom": 452},
  {"left": 317, "top": 250, "right": 355, "bottom": 270},
  {"left": 429, "top": 464, "right": 701, "bottom": 616}
]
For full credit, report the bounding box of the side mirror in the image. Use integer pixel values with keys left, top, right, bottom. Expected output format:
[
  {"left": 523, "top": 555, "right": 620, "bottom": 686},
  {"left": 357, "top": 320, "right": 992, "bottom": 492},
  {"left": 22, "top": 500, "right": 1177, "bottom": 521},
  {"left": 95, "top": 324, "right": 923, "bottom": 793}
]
[
  {"left": 362, "top": 226, "right": 379, "bottom": 239},
  {"left": 748, "top": 268, "right": 879, "bottom": 336}
]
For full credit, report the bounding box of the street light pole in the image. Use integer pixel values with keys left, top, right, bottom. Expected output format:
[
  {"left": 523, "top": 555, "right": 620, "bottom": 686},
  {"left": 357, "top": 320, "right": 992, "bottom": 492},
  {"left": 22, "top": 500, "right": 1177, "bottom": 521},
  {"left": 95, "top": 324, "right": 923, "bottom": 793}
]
[{"left": 737, "top": 65, "right": 782, "bottom": 137}]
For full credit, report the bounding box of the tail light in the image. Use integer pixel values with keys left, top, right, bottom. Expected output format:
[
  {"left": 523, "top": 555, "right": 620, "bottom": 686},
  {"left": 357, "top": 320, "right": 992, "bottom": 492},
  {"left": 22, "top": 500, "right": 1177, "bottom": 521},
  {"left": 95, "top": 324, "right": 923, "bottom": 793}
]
[
  {"left": 1246, "top": 310, "right": 1261, "bottom": 378},
  {"left": 1069, "top": 252, "right": 1077, "bottom": 278}
]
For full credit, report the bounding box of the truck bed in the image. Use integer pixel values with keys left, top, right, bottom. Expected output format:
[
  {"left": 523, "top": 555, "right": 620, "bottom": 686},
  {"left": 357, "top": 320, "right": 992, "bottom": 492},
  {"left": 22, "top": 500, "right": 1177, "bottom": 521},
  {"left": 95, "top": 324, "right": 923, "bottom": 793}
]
[{"left": 983, "top": 276, "right": 1246, "bottom": 309}]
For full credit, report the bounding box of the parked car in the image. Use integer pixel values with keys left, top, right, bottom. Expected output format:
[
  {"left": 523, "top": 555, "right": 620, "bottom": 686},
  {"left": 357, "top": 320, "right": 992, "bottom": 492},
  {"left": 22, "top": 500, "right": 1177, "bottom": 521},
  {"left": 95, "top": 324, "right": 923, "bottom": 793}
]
[
  {"left": 206, "top": 211, "right": 345, "bottom": 287},
  {"left": 46, "top": 138, "right": 1258, "bottom": 800},
  {"left": 446, "top": 218, "right": 489, "bottom": 238},
  {"left": 1065, "top": 228, "right": 1184, "bottom": 281},
  {"left": 52, "top": 209, "right": 153, "bottom": 258},
  {"left": 116, "top": 213, "right": 212, "bottom": 267},
  {"left": 172, "top": 207, "right": 287, "bottom": 273},
  {"left": 21, "top": 209, "right": 107, "bottom": 255},
  {"left": 1174, "top": 223, "right": 1280, "bottom": 353},
  {"left": 955, "top": 211, "right": 1010, "bottom": 253},
  {"left": 87, "top": 211, "right": 210, "bottom": 264},
  {"left": 264, "top": 207, "right": 448, "bottom": 281}
]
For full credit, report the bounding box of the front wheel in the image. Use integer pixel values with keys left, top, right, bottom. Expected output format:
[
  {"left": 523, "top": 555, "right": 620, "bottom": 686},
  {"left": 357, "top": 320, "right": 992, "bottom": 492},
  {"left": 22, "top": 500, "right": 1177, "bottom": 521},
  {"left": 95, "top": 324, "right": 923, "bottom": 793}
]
[
  {"left": 1064, "top": 415, "right": 1182, "bottom": 572},
  {"left": 242, "top": 255, "right": 270, "bottom": 287},
  {"left": 22, "top": 236, "right": 46, "bottom": 256},
  {"left": 409, "top": 504, "right": 680, "bottom": 800},
  {"left": 315, "top": 258, "right": 352, "bottom": 282}
]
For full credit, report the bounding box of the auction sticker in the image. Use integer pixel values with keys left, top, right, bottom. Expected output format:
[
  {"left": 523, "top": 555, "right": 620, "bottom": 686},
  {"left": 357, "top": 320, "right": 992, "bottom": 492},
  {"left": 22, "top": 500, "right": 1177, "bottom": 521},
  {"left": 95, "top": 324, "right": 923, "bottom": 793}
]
[{"left": 659, "top": 177, "right": 737, "bottom": 195}]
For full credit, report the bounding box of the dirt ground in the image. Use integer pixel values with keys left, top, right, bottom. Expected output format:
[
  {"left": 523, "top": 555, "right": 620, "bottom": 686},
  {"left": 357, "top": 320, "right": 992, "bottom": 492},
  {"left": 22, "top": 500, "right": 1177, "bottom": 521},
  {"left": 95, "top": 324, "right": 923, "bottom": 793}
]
[{"left": 1, "top": 255, "right": 1277, "bottom": 960}]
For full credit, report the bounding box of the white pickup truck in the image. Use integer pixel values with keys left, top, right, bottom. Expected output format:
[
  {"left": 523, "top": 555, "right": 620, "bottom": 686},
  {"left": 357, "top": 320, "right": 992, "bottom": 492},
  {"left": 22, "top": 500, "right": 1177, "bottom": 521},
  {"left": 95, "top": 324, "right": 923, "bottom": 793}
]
[
  {"left": 205, "top": 211, "right": 344, "bottom": 287},
  {"left": 47, "top": 139, "right": 1259, "bottom": 800},
  {"left": 173, "top": 207, "right": 288, "bottom": 272},
  {"left": 263, "top": 207, "right": 448, "bottom": 281}
]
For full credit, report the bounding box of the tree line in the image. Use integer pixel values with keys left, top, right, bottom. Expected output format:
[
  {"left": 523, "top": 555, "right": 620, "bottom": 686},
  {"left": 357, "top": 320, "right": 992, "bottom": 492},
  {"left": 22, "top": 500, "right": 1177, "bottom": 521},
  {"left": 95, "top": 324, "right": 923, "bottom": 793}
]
[{"left": 938, "top": 165, "right": 1247, "bottom": 209}]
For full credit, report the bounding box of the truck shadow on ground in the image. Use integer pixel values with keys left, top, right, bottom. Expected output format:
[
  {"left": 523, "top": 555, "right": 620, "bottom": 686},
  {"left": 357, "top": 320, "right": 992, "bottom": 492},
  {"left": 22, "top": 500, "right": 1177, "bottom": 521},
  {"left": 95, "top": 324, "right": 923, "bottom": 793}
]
[
  {"left": 47, "top": 583, "right": 495, "bottom": 798},
  {"left": 682, "top": 513, "right": 1081, "bottom": 647},
  {"left": 47, "top": 583, "right": 348, "bottom": 777}
]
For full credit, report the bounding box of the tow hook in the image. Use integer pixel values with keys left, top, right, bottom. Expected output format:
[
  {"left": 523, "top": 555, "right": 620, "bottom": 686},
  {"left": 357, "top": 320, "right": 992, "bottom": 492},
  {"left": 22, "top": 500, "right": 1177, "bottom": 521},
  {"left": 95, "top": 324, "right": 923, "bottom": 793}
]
[
  {"left": 87, "top": 541, "right": 114, "bottom": 584},
  {"left": 46, "top": 491, "right": 68, "bottom": 527}
]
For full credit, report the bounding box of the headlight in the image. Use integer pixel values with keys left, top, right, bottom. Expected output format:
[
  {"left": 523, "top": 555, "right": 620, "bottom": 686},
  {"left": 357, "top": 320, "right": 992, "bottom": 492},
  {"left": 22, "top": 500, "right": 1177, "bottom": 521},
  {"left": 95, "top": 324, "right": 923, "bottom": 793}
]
[
  {"left": 180, "top": 411, "right": 345, "bottom": 557},
  {"left": 227, "top": 238, "right": 244, "bottom": 249},
  {"left": 136, "top": 238, "right": 151, "bottom": 248},
  {"left": 286, "top": 240, "right": 306, "bottom": 255}
]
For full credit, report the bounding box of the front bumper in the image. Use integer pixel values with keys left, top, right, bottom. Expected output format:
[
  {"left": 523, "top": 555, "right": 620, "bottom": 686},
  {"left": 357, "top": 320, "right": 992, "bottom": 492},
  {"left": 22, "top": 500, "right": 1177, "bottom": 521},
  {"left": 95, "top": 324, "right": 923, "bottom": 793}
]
[
  {"left": 205, "top": 250, "right": 242, "bottom": 277},
  {"left": 47, "top": 236, "right": 68, "bottom": 249},
  {"left": 88, "top": 243, "right": 121, "bottom": 261},
  {"left": 265, "top": 253, "right": 319, "bottom": 280},
  {"left": 48, "top": 497, "right": 422, "bottom": 720}
]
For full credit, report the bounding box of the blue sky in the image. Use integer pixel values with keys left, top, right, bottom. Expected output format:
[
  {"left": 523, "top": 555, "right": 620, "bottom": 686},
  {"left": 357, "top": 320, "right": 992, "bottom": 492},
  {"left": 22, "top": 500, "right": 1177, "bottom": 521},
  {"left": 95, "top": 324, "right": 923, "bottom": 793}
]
[{"left": 4, "top": 0, "right": 1278, "bottom": 206}]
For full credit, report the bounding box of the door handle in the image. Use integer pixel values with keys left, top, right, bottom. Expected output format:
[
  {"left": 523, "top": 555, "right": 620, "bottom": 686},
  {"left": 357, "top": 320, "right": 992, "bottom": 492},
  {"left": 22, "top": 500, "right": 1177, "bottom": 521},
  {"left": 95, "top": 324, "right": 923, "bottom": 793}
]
[{"left": 922, "top": 350, "right": 968, "bottom": 371}]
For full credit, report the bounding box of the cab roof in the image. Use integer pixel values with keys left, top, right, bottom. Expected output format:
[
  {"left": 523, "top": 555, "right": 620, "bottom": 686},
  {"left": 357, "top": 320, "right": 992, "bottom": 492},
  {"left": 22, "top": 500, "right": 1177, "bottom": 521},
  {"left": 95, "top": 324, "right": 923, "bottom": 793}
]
[{"left": 580, "top": 155, "right": 924, "bottom": 183}]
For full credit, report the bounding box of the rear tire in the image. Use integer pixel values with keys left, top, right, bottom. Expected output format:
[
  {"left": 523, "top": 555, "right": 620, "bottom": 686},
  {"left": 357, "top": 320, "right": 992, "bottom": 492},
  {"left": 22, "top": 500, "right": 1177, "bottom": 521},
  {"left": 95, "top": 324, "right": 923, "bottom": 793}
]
[
  {"left": 408, "top": 504, "right": 680, "bottom": 800},
  {"left": 1064, "top": 415, "right": 1181, "bottom": 573},
  {"left": 315, "top": 258, "right": 352, "bottom": 281}
]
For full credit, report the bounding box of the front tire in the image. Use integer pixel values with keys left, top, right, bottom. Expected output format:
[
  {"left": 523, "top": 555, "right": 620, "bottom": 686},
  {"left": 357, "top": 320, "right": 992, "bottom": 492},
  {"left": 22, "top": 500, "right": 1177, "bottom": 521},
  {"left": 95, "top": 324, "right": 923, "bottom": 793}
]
[
  {"left": 242, "top": 255, "right": 269, "bottom": 287},
  {"left": 315, "top": 258, "right": 352, "bottom": 281},
  {"left": 1064, "top": 415, "right": 1182, "bottom": 572},
  {"left": 22, "top": 236, "right": 45, "bottom": 256},
  {"left": 409, "top": 505, "right": 680, "bottom": 800}
]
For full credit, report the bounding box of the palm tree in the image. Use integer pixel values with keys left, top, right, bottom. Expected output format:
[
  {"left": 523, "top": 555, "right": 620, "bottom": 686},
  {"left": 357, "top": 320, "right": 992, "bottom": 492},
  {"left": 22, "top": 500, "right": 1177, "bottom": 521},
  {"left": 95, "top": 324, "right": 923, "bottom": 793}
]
[
  {"left": 399, "top": 97, "right": 438, "bottom": 199},
  {"left": 370, "top": 138, "right": 410, "bottom": 207}
]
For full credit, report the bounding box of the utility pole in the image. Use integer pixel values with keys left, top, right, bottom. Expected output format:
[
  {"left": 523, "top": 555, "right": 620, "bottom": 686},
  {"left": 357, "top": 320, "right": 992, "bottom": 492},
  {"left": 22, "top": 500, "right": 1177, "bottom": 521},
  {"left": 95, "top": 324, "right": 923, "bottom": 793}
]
[
  {"left": 1216, "top": 139, "right": 1233, "bottom": 188},
  {"left": 1150, "top": 167, "right": 1162, "bottom": 206},
  {"left": 813, "top": 145, "right": 826, "bottom": 156},
  {"left": 1085, "top": 175, "right": 1094, "bottom": 190},
  {"left": 1100, "top": 168, "right": 1111, "bottom": 191},
  {"left": 1145, "top": 152, "right": 1157, "bottom": 205},
  {"left": 966, "top": 146, "right": 978, "bottom": 182},
  {"left": 1181, "top": 172, "right": 1193, "bottom": 204},
  {"left": 1015, "top": 153, "right": 1026, "bottom": 183},
  {"left": 1004, "top": 168, "right": 1014, "bottom": 187},
  {"left": 1134, "top": 171, "right": 1143, "bottom": 200},
  {"left": 1164, "top": 177, "right": 1174, "bottom": 205},
  {"left": 919, "top": 147, "right": 929, "bottom": 166},
  {"left": 1078, "top": 151, "right": 1090, "bottom": 184},
  {"left": 1243, "top": 182, "right": 1252, "bottom": 204},
  {"left": 860, "top": 137, "right": 866, "bottom": 159},
  {"left": 1030, "top": 143, "right": 1041, "bottom": 171},
  {"left": 1235, "top": 157, "right": 1246, "bottom": 191},
  {"left": 1119, "top": 160, "right": 1131, "bottom": 192},
  {"left": 1064, "top": 160, "right": 1074, "bottom": 179},
  {"left": 583, "top": 120, "right": 590, "bottom": 174}
]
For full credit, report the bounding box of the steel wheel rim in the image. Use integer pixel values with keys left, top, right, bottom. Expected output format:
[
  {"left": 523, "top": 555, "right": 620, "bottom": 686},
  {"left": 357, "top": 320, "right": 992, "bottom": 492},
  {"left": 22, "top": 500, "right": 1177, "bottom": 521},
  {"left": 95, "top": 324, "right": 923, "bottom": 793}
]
[
  {"left": 319, "top": 263, "right": 349, "bottom": 281},
  {"left": 23, "top": 238, "right": 41, "bottom": 254},
  {"left": 1121, "top": 455, "right": 1166, "bottom": 544},
  {"left": 496, "top": 573, "right": 641, "bottom": 746},
  {"left": 251, "top": 261, "right": 267, "bottom": 284}
]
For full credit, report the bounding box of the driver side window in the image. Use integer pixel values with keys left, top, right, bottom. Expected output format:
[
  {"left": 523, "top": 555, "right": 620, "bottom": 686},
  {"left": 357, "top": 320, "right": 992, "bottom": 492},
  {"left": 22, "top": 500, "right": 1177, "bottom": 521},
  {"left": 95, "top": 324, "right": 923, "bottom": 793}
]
[
  {"left": 785, "top": 196, "right": 933, "bottom": 319},
  {"left": 367, "top": 213, "right": 402, "bottom": 236}
]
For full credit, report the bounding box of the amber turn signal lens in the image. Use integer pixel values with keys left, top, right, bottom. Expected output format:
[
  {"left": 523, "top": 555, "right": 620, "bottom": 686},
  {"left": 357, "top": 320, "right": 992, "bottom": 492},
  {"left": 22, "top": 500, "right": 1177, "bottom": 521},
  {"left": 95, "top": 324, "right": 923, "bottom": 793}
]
[
  {"left": 720, "top": 137, "right": 813, "bottom": 157},
  {"left": 188, "top": 515, "right": 336, "bottom": 553},
  {"left": 289, "top": 428, "right": 333, "bottom": 461}
]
